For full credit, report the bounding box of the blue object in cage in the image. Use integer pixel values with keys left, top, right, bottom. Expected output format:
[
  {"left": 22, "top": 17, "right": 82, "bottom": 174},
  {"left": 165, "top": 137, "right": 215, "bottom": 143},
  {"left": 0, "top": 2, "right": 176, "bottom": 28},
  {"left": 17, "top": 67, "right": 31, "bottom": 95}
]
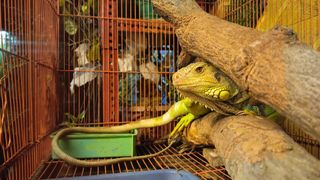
[
  {"left": 158, "top": 76, "right": 170, "bottom": 105},
  {"left": 51, "top": 169, "right": 200, "bottom": 180},
  {"left": 151, "top": 45, "right": 175, "bottom": 72}
]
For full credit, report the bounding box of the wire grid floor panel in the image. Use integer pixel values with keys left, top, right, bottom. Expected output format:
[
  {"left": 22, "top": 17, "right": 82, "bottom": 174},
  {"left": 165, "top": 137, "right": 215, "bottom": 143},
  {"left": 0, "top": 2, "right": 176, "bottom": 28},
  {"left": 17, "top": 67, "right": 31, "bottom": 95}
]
[{"left": 36, "top": 143, "right": 231, "bottom": 179}]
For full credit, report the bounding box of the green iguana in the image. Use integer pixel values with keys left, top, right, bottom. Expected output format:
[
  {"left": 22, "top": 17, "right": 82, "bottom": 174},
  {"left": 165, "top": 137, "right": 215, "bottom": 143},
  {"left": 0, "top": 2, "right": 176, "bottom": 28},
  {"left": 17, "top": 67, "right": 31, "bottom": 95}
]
[
  {"left": 170, "top": 61, "right": 283, "bottom": 138},
  {"left": 52, "top": 61, "right": 281, "bottom": 167},
  {"left": 51, "top": 64, "right": 235, "bottom": 166}
]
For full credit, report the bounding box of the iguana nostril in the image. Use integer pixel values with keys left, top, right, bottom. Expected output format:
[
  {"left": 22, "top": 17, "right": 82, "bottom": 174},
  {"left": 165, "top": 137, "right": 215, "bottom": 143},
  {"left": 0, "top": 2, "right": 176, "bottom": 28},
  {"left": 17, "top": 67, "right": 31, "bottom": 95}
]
[
  {"left": 173, "top": 74, "right": 179, "bottom": 81},
  {"left": 219, "top": 90, "right": 230, "bottom": 101}
]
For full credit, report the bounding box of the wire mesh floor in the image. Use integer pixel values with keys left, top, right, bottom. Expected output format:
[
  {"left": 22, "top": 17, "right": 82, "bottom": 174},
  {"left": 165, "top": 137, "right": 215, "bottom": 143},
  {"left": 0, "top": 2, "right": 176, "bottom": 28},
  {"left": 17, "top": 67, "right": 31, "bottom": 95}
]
[{"left": 36, "top": 143, "right": 231, "bottom": 179}]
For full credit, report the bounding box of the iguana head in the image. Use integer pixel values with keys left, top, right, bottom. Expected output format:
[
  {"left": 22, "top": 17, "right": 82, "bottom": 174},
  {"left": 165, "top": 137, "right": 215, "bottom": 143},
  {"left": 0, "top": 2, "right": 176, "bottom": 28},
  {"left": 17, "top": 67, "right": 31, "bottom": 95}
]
[{"left": 173, "top": 61, "right": 239, "bottom": 102}]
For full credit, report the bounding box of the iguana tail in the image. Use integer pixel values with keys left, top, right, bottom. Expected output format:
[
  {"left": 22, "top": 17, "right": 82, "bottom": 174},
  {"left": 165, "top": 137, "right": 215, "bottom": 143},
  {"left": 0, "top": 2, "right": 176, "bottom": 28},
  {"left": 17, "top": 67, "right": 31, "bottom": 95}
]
[{"left": 52, "top": 99, "right": 193, "bottom": 167}]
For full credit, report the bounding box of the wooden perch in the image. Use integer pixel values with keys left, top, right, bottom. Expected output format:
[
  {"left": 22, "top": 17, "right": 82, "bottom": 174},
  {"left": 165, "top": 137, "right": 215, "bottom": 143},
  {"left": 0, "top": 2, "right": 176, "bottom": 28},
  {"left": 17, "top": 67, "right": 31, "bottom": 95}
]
[
  {"left": 151, "top": 0, "right": 320, "bottom": 141},
  {"left": 184, "top": 113, "right": 320, "bottom": 179}
]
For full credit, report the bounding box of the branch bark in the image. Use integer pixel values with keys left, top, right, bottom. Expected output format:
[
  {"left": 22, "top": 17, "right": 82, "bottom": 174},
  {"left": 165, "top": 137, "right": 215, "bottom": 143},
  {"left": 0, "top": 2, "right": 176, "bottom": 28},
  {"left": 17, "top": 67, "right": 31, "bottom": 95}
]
[
  {"left": 185, "top": 113, "right": 320, "bottom": 180},
  {"left": 152, "top": 0, "right": 320, "bottom": 141}
]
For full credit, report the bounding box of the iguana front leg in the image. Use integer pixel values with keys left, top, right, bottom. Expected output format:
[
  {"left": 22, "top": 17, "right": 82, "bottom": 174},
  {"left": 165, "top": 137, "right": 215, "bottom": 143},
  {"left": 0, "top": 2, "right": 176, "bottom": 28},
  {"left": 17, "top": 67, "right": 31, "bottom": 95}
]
[
  {"left": 169, "top": 100, "right": 210, "bottom": 139},
  {"left": 169, "top": 113, "right": 196, "bottom": 138}
]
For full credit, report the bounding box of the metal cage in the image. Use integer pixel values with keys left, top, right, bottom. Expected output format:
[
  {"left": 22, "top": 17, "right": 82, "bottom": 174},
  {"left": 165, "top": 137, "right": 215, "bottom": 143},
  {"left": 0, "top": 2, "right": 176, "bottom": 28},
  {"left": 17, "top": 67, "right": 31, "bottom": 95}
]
[{"left": 0, "top": 0, "right": 319, "bottom": 179}]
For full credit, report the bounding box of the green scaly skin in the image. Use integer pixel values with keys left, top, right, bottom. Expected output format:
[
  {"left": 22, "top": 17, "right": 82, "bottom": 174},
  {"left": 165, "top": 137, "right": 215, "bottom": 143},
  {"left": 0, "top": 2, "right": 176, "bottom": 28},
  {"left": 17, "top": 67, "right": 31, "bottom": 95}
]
[
  {"left": 168, "top": 62, "right": 245, "bottom": 139},
  {"left": 52, "top": 97, "right": 209, "bottom": 167},
  {"left": 173, "top": 61, "right": 248, "bottom": 114},
  {"left": 171, "top": 61, "right": 282, "bottom": 134}
]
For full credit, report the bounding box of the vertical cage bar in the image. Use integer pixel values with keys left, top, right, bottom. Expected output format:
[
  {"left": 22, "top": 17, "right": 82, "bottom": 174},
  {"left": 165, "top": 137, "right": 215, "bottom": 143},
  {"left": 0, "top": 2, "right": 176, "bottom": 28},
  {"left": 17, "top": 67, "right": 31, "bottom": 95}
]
[{"left": 101, "top": 0, "right": 119, "bottom": 124}]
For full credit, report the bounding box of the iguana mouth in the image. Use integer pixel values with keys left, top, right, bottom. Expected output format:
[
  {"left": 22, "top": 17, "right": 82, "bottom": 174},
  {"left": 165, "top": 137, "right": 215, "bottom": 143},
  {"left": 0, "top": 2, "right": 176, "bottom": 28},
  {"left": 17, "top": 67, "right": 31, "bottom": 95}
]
[{"left": 177, "top": 89, "right": 241, "bottom": 115}]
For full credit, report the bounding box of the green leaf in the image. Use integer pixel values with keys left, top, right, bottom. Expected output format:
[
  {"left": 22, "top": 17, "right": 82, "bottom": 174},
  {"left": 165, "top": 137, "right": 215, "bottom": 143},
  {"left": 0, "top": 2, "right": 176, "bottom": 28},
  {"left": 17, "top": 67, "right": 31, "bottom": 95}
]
[
  {"left": 59, "top": 0, "right": 65, "bottom": 7},
  {"left": 78, "top": 110, "right": 86, "bottom": 120},
  {"left": 86, "top": 40, "right": 101, "bottom": 62},
  {"left": 81, "top": 4, "right": 89, "bottom": 14},
  {"left": 64, "top": 18, "right": 78, "bottom": 35}
]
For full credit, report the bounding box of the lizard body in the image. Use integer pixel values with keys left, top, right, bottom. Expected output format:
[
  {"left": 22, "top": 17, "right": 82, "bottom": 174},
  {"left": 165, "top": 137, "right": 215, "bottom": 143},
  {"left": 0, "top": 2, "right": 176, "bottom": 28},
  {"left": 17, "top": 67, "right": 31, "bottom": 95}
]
[{"left": 52, "top": 61, "right": 281, "bottom": 167}]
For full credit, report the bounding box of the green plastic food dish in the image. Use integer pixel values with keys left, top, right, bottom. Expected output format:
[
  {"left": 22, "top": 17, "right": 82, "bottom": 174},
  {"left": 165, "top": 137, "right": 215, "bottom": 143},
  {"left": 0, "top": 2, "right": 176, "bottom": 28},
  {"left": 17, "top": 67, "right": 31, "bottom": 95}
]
[{"left": 51, "top": 129, "right": 137, "bottom": 159}]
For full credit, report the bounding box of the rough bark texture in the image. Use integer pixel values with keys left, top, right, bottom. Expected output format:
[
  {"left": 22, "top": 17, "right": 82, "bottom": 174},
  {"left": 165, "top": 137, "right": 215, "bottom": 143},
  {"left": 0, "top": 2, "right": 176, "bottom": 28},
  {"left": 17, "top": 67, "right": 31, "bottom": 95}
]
[
  {"left": 152, "top": 0, "right": 320, "bottom": 141},
  {"left": 185, "top": 113, "right": 320, "bottom": 180},
  {"left": 202, "top": 148, "right": 224, "bottom": 167}
]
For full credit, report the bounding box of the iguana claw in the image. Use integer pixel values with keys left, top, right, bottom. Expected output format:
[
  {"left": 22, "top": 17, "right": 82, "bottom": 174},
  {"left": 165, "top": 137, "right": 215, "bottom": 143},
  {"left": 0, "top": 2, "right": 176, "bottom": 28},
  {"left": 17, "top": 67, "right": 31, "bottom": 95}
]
[{"left": 169, "top": 113, "right": 197, "bottom": 139}]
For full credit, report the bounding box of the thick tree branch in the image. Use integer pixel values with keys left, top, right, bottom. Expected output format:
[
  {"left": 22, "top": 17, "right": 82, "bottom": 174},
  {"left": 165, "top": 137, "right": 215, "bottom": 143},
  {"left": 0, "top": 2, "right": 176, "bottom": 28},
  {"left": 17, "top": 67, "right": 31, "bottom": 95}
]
[
  {"left": 152, "top": 0, "right": 320, "bottom": 141},
  {"left": 184, "top": 113, "right": 320, "bottom": 179}
]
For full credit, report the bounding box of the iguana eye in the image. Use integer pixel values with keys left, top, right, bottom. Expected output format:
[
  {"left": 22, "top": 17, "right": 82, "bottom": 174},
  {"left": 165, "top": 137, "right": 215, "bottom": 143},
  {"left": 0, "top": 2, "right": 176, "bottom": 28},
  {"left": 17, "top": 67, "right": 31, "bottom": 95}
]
[{"left": 195, "top": 66, "right": 204, "bottom": 73}]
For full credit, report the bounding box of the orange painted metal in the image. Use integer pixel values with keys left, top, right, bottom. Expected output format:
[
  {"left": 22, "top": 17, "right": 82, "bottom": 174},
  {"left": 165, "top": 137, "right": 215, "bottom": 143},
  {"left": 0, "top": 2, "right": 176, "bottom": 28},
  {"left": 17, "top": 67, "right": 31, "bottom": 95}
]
[
  {"left": 0, "top": 0, "right": 59, "bottom": 179},
  {"left": 0, "top": 0, "right": 320, "bottom": 179},
  {"left": 101, "top": 0, "right": 120, "bottom": 123}
]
